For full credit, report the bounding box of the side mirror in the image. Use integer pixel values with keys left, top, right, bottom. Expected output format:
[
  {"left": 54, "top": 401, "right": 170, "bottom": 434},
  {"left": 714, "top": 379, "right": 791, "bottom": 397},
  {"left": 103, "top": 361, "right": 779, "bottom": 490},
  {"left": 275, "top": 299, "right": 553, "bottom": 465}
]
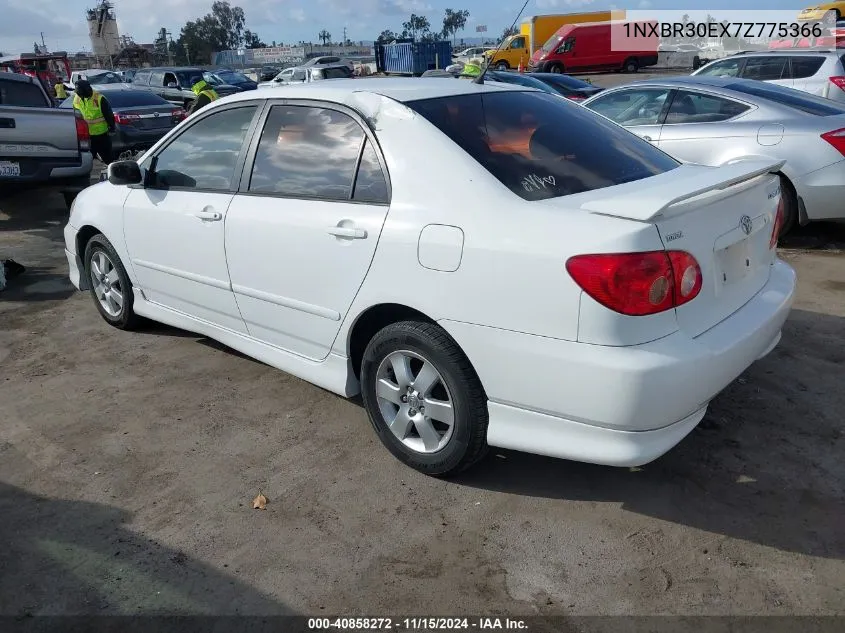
[
  {"left": 274, "top": 77, "right": 283, "bottom": 82},
  {"left": 166, "top": 81, "right": 178, "bottom": 88},
  {"left": 107, "top": 160, "right": 142, "bottom": 186}
]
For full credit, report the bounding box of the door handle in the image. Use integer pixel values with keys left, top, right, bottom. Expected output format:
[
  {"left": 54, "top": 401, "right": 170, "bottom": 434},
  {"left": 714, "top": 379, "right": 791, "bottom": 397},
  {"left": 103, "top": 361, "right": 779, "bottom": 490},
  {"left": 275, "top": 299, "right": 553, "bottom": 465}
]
[
  {"left": 327, "top": 226, "right": 367, "bottom": 239},
  {"left": 641, "top": 135, "right": 653, "bottom": 141},
  {"left": 195, "top": 209, "right": 222, "bottom": 221}
]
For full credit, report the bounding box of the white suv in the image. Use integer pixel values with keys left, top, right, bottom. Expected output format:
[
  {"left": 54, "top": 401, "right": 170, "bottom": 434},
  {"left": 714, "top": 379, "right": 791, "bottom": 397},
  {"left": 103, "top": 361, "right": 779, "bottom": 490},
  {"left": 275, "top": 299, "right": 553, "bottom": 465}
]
[{"left": 693, "top": 51, "right": 845, "bottom": 102}]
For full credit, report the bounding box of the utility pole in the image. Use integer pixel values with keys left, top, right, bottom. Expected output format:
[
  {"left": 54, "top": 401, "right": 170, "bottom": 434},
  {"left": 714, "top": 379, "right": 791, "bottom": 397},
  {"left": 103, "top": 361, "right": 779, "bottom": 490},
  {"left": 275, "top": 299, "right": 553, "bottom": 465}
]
[
  {"left": 166, "top": 30, "right": 174, "bottom": 66},
  {"left": 41, "top": 32, "right": 46, "bottom": 50},
  {"left": 343, "top": 26, "right": 347, "bottom": 48}
]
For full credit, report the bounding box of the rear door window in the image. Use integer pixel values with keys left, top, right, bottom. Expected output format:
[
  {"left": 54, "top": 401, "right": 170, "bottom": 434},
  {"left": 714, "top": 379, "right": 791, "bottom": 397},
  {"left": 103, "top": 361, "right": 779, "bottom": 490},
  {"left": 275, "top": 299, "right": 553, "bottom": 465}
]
[
  {"left": 696, "top": 57, "right": 744, "bottom": 77},
  {"left": 133, "top": 71, "right": 151, "bottom": 85},
  {"left": 407, "top": 91, "right": 679, "bottom": 202},
  {"left": 586, "top": 88, "right": 671, "bottom": 126},
  {"left": 664, "top": 90, "right": 750, "bottom": 124},
  {"left": 150, "top": 71, "right": 165, "bottom": 87},
  {"left": 741, "top": 56, "right": 788, "bottom": 81},
  {"left": 788, "top": 56, "right": 826, "bottom": 79},
  {"left": 725, "top": 81, "right": 845, "bottom": 115}
]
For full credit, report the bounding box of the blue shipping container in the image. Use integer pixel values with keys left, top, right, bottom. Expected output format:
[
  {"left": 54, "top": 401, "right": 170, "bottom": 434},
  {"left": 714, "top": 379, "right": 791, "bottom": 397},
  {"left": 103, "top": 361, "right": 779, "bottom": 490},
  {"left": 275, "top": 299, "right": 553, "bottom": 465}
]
[{"left": 383, "top": 41, "right": 453, "bottom": 75}]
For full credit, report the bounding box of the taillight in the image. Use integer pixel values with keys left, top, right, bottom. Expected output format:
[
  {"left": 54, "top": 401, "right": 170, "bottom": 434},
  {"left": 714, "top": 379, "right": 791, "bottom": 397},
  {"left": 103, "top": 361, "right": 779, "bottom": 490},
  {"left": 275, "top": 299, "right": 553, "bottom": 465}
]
[
  {"left": 821, "top": 127, "right": 845, "bottom": 156},
  {"left": 829, "top": 76, "right": 845, "bottom": 92},
  {"left": 74, "top": 113, "right": 90, "bottom": 151},
  {"left": 171, "top": 108, "right": 185, "bottom": 121},
  {"left": 114, "top": 113, "right": 140, "bottom": 125},
  {"left": 566, "top": 250, "right": 702, "bottom": 317},
  {"left": 770, "top": 196, "right": 784, "bottom": 249},
  {"left": 566, "top": 95, "right": 586, "bottom": 101}
]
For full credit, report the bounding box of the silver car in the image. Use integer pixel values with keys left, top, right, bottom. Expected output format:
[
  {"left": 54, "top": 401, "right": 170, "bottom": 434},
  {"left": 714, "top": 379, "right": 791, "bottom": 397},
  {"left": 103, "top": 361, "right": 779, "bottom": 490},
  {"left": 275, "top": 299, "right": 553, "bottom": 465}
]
[
  {"left": 582, "top": 76, "right": 845, "bottom": 233},
  {"left": 258, "top": 63, "right": 353, "bottom": 88}
]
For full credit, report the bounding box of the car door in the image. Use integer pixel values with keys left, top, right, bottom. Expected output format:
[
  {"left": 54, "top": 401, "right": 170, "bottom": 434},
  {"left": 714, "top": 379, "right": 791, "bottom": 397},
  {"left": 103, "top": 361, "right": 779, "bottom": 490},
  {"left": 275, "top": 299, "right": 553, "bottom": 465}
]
[
  {"left": 584, "top": 87, "right": 672, "bottom": 143},
  {"left": 694, "top": 56, "right": 745, "bottom": 78},
  {"left": 740, "top": 56, "right": 793, "bottom": 89},
  {"left": 656, "top": 89, "right": 753, "bottom": 165},
  {"left": 788, "top": 55, "right": 827, "bottom": 95},
  {"left": 224, "top": 101, "right": 391, "bottom": 361},
  {"left": 123, "top": 102, "right": 261, "bottom": 333}
]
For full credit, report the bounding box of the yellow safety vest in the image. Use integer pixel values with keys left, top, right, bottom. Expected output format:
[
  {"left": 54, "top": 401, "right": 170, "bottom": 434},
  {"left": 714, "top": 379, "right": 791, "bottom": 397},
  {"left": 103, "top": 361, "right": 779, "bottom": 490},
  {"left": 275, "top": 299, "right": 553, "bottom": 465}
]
[
  {"left": 55, "top": 83, "right": 67, "bottom": 99},
  {"left": 200, "top": 89, "right": 219, "bottom": 102},
  {"left": 73, "top": 92, "right": 109, "bottom": 136}
]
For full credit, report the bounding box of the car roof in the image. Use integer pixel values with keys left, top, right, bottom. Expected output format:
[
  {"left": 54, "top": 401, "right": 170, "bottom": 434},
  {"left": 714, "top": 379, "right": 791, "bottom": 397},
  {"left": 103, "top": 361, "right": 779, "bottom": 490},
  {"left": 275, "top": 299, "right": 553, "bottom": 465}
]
[
  {"left": 224, "top": 77, "right": 522, "bottom": 104},
  {"left": 624, "top": 76, "right": 773, "bottom": 90},
  {"left": 0, "top": 72, "right": 36, "bottom": 84},
  {"left": 722, "top": 50, "right": 843, "bottom": 57}
]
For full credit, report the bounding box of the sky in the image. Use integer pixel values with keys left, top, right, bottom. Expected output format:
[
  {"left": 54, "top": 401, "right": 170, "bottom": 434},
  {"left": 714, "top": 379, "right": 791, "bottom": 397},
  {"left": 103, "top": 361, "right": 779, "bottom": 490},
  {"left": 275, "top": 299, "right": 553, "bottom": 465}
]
[{"left": 0, "top": 0, "right": 820, "bottom": 55}]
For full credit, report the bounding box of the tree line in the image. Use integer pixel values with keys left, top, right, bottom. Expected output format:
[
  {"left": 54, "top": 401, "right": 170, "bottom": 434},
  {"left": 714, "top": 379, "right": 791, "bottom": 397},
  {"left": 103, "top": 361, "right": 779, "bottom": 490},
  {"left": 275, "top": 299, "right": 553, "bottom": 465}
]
[{"left": 375, "top": 8, "right": 473, "bottom": 44}]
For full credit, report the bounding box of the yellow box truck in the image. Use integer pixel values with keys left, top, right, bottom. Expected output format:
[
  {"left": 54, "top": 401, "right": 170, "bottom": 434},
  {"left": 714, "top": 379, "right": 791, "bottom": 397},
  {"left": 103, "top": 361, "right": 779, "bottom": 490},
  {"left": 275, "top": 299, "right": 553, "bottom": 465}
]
[{"left": 484, "top": 11, "right": 625, "bottom": 70}]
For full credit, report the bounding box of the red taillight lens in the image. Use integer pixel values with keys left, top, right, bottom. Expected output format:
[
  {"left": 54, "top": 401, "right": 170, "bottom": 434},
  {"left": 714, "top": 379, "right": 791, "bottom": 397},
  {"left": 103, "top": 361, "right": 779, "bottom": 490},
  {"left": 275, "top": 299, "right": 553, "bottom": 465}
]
[
  {"left": 74, "top": 113, "right": 90, "bottom": 151},
  {"left": 566, "top": 250, "right": 702, "bottom": 316},
  {"left": 566, "top": 95, "right": 586, "bottom": 101},
  {"left": 821, "top": 127, "right": 845, "bottom": 156},
  {"left": 171, "top": 108, "right": 185, "bottom": 121},
  {"left": 114, "top": 113, "right": 140, "bottom": 125},
  {"left": 829, "top": 76, "right": 845, "bottom": 92},
  {"left": 770, "top": 196, "right": 784, "bottom": 249}
]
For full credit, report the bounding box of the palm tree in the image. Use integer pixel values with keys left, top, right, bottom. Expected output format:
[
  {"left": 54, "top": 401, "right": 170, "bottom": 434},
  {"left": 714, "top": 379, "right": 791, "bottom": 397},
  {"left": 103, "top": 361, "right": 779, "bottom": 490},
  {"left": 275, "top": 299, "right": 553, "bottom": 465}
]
[{"left": 318, "top": 30, "right": 331, "bottom": 45}]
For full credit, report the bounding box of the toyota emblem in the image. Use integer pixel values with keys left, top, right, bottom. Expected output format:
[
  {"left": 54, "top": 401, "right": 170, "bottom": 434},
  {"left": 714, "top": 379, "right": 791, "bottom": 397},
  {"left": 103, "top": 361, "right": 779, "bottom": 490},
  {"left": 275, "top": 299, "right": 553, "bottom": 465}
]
[
  {"left": 740, "top": 215, "right": 753, "bottom": 235},
  {"left": 153, "top": 112, "right": 160, "bottom": 117}
]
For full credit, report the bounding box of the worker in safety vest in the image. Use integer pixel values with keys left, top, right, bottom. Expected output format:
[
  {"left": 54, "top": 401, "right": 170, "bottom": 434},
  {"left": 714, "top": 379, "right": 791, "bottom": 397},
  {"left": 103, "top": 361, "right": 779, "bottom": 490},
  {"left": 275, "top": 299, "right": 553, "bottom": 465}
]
[
  {"left": 188, "top": 78, "right": 219, "bottom": 116},
  {"left": 73, "top": 79, "right": 116, "bottom": 165},
  {"left": 459, "top": 60, "right": 483, "bottom": 79},
  {"left": 54, "top": 81, "right": 68, "bottom": 100}
]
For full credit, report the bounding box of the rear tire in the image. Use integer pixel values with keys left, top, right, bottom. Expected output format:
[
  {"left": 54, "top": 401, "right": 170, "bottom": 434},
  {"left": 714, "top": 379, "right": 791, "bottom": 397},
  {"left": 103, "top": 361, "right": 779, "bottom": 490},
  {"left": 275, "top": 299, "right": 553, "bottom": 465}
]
[
  {"left": 360, "top": 321, "right": 488, "bottom": 477},
  {"left": 778, "top": 174, "right": 799, "bottom": 238},
  {"left": 63, "top": 192, "right": 77, "bottom": 209},
  {"left": 548, "top": 63, "right": 564, "bottom": 74},
  {"left": 83, "top": 233, "right": 140, "bottom": 331},
  {"left": 624, "top": 58, "right": 639, "bottom": 73}
]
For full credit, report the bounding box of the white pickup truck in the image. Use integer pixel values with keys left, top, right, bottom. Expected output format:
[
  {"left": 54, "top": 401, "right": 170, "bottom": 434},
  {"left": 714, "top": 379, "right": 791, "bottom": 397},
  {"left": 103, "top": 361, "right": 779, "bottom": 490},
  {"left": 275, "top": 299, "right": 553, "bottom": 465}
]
[{"left": 0, "top": 72, "right": 93, "bottom": 207}]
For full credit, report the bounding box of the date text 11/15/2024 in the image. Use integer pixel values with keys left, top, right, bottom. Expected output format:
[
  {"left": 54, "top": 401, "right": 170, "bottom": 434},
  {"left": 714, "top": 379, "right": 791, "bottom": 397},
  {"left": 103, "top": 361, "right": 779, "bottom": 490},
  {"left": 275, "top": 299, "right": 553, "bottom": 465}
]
[{"left": 307, "top": 617, "right": 529, "bottom": 630}]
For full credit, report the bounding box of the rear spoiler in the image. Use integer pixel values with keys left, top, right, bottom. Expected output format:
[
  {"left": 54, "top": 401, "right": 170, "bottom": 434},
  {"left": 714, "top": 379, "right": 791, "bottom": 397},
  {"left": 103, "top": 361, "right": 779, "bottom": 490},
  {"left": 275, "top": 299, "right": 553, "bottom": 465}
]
[{"left": 580, "top": 159, "right": 786, "bottom": 222}]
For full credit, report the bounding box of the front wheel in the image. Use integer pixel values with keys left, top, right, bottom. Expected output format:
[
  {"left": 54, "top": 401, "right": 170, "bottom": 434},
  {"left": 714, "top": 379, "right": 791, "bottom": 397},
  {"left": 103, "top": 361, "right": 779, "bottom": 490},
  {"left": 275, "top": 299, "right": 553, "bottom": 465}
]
[
  {"left": 83, "top": 233, "right": 140, "bottom": 330},
  {"left": 495, "top": 61, "right": 509, "bottom": 71},
  {"left": 548, "top": 63, "right": 564, "bottom": 74},
  {"left": 361, "top": 321, "right": 488, "bottom": 476},
  {"left": 624, "top": 57, "right": 639, "bottom": 73}
]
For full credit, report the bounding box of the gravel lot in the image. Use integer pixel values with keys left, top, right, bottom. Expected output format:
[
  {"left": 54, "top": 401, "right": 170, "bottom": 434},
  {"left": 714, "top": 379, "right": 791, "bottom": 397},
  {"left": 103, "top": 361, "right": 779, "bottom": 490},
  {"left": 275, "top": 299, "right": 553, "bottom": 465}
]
[{"left": 1, "top": 87, "right": 844, "bottom": 616}]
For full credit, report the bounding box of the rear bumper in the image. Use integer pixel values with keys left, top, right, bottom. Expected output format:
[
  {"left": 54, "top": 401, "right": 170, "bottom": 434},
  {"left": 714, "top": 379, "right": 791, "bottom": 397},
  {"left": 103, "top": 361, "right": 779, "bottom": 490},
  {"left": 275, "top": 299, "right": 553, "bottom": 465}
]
[
  {"left": 441, "top": 259, "right": 796, "bottom": 466},
  {"left": 113, "top": 128, "right": 171, "bottom": 153},
  {"left": 64, "top": 222, "right": 85, "bottom": 291},
  {"left": 0, "top": 153, "right": 92, "bottom": 191},
  {"left": 793, "top": 160, "right": 845, "bottom": 221}
]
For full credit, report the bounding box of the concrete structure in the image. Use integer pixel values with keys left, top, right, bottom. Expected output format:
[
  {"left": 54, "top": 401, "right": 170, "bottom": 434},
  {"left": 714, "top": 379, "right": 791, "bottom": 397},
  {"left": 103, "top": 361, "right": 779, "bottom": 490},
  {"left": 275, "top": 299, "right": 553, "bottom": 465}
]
[{"left": 87, "top": 1, "right": 120, "bottom": 58}]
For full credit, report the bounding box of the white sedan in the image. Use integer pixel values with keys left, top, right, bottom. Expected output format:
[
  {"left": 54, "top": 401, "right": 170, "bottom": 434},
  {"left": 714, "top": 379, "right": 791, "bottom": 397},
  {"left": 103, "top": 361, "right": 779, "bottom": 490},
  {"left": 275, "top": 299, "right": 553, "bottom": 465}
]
[{"left": 63, "top": 78, "right": 795, "bottom": 476}]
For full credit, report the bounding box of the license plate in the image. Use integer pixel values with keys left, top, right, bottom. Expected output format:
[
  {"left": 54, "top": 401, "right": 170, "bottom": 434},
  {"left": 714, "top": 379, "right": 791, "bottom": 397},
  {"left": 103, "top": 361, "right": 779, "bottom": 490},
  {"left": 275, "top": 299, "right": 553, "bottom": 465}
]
[
  {"left": 0, "top": 161, "right": 20, "bottom": 177},
  {"left": 717, "top": 238, "right": 752, "bottom": 286}
]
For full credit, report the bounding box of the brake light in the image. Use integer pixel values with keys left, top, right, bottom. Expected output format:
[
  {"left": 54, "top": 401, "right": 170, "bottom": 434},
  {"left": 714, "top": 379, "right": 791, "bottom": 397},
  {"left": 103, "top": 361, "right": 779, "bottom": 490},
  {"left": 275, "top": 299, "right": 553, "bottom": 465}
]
[
  {"left": 821, "top": 127, "right": 845, "bottom": 156},
  {"left": 829, "top": 76, "right": 845, "bottom": 92},
  {"left": 171, "top": 108, "right": 185, "bottom": 121},
  {"left": 566, "top": 250, "right": 702, "bottom": 316},
  {"left": 114, "top": 113, "right": 140, "bottom": 125},
  {"left": 770, "top": 196, "right": 784, "bottom": 249},
  {"left": 74, "top": 112, "right": 90, "bottom": 151},
  {"left": 566, "top": 95, "right": 586, "bottom": 101}
]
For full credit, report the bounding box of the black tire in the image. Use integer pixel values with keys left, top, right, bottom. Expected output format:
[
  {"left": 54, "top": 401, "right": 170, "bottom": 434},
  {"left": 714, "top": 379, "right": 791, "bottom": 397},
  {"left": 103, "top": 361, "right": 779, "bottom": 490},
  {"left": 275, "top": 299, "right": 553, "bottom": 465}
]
[
  {"left": 548, "top": 63, "right": 564, "bottom": 74},
  {"left": 624, "top": 57, "right": 639, "bottom": 73},
  {"left": 495, "top": 61, "right": 510, "bottom": 71},
  {"left": 361, "top": 321, "right": 488, "bottom": 477},
  {"left": 83, "top": 233, "right": 140, "bottom": 330},
  {"left": 63, "top": 191, "right": 77, "bottom": 208},
  {"left": 778, "top": 174, "right": 799, "bottom": 238},
  {"left": 692, "top": 56, "right": 701, "bottom": 70}
]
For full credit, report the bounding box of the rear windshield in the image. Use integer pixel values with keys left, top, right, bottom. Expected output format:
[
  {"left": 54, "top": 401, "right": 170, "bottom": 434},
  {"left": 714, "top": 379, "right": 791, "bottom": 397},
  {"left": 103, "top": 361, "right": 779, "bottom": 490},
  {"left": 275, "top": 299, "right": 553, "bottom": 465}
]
[
  {"left": 0, "top": 79, "right": 48, "bottom": 107},
  {"left": 536, "top": 73, "right": 595, "bottom": 89},
  {"left": 98, "top": 90, "right": 170, "bottom": 107},
  {"left": 725, "top": 81, "right": 845, "bottom": 116},
  {"left": 406, "top": 91, "right": 679, "bottom": 201}
]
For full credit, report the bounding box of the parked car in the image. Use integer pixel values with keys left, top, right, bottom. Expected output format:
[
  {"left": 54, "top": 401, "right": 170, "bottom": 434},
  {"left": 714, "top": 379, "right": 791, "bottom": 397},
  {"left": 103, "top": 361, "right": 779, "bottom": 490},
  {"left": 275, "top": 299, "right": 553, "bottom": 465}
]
[
  {"left": 204, "top": 70, "right": 257, "bottom": 92},
  {"left": 692, "top": 51, "right": 845, "bottom": 102},
  {"left": 0, "top": 71, "right": 92, "bottom": 207},
  {"left": 454, "top": 46, "right": 495, "bottom": 60},
  {"left": 258, "top": 63, "right": 353, "bottom": 88},
  {"left": 59, "top": 85, "right": 185, "bottom": 154},
  {"left": 529, "top": 20, "right": 659, "bottom": 74},
  {"left": 797, "top": 2, "right": 843, "bottom": 21},
  {"left": 582, "top": 76, "right": 845, "bottom": 234},
  {"left": 64, "top": 78, "right": 795, "bottom": 475},
  {"left": 302, "top": 56, "right": 354, "bottom": 71},
  {"left": 132, "top": 67, "right": 239, "bottom": 108},
  {"left": 656, "top": 44, "right": 703, "bottom": 70},
  {"left": 485, "top": 70, "right": 603, "bottom": 101}
]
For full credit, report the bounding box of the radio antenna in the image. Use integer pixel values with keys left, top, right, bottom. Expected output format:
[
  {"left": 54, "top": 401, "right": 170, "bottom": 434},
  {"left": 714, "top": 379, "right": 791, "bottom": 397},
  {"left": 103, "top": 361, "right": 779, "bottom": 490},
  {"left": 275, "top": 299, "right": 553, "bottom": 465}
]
[{"left": 474, "top": 0, "right": 530, "bottom": 84}]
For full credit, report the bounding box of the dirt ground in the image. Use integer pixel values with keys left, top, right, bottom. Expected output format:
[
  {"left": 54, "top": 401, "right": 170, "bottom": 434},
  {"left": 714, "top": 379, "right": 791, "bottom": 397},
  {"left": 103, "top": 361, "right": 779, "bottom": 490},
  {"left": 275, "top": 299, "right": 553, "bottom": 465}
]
[{"left": 2, "top": 156, "right": 845, "bottom": 617}]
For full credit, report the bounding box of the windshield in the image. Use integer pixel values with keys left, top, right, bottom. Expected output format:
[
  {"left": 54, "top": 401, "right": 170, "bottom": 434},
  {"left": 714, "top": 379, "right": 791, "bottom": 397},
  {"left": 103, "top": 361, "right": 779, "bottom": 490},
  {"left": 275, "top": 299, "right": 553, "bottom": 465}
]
[
  {"left": 541, "top": 36, "right": 563, "bottom": 53},
  {"left": 87, "top": 72, "right": 123, "bottom": 85},
  {"left": 725, "top": 81, "right": 845, "bottom": 116},
  {"left": 406, "top": 91, "right": 679, "bottom": 202},
  {"left": 216, "top": 71, "right": 249, "bottom": 84},
  {"left": 315, "top": 67, "right": 353, "bottom": 79},
  {"left": 177, "top": 71, "right": 203, "bottom": 86}
]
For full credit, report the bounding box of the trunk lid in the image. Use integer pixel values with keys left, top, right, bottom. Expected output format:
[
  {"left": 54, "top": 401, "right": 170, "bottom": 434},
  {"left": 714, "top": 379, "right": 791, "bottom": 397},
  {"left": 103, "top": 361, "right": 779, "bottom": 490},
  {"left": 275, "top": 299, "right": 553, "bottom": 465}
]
[
  {"left": 117, "top": 105, "right": 179, "bottom": 130},
  {"left": 578, "top": 159, "right": 784, "bottom": 337}
]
